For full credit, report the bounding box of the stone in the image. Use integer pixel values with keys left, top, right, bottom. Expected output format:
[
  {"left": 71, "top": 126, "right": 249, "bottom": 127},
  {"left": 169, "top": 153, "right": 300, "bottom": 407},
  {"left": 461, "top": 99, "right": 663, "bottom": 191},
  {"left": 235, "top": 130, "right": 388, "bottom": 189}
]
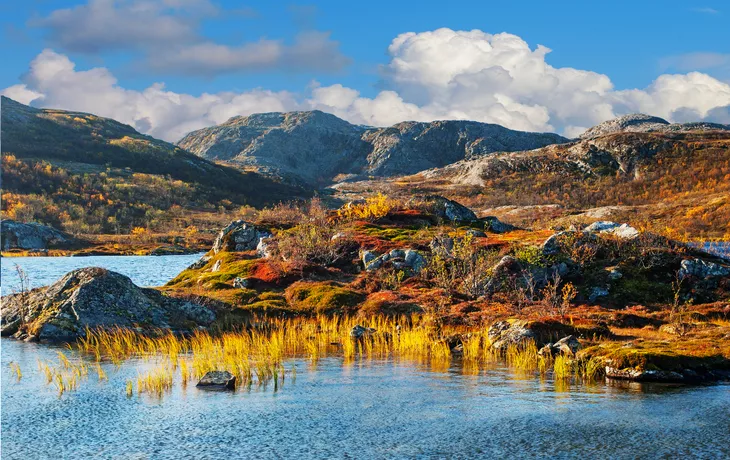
[
  {"left": 233, "top": 277, "right": 252, "bottom": 289},
  {"left": 583, "top": 221, "right": 639, "bottom": 239},
  {"left": 481, "top": 216, "right": 517, "bottom": 234},
  {"left": 350, "top": 325, "right": 377, "bottom": 340},
  {"left": 588, "top": 286, "right": 610, "bottom": 303},
  {"left": 196, "top": 371, "right": 236, "bottom": 390},
  {"left": 678, "top": 258, "right": 730, "bottom": 279},
  {"left": 423, "top": 195, "right": 477, "bottom": 222},
  {"left": 211, "top": 260, "right": 222, "bottom": 272},
  {"left": 488, "top": 320, "right": 536, "bottom": 351},
  {"left": 466, "top": 229, "right": 487, "bottom": 238},
  {"left": 0, "top": 220, "right": 77, "bottom": 251},
  {"left": 212, "top": 220, "right": 270, "bottom": 254},
  {"left": 607, "top": 267, "right": 623, "bottom": 280},
  {"left": 429, "top": 236, "right": 455, "bottom": 257},
  {"left": 361, "top": 250, "right": 379, "bottom": 266},
  {"left": 542, "top": 231, "right": 569, "bottom": 255},
  {"left": 0, "top": 267, "right": 215, "bottom": 341},
  {"left": 484, "top": 256, "right": 522, "bottom": 293},
  {"left": 404, "top": 249, "right": 427, "bottom": 273},
  {"left": 256, "top": 236, "right": 274, "bottom": 258}
]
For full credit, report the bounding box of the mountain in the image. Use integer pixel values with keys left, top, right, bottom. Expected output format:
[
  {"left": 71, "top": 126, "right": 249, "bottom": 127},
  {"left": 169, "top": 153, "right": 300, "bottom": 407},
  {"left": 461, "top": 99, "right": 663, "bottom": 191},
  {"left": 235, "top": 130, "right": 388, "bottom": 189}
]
[
  {"left": 177, "top": 110, "right": 568, "bottom": 185},
  {"left": 580, "top": 113, "right": 730, "bottom": 139},
  {"left": 0, "top": 97, "right": 308, "bottom": 234}
]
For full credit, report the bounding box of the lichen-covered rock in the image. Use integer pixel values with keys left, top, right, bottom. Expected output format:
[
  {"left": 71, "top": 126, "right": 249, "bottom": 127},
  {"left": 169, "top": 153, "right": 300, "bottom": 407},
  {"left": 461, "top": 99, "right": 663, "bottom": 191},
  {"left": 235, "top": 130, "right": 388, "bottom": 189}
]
[
  {"left": 0, "top": 267, "right": 215, "bottom": 341},
  {"left": 429, "top": 235, "right": 455, "bottom": 257},
  {"left": 423, "top": 195, "right": 477, "bottom": 222},
  {"left": 233, "top": 277, "right": 252, "bottom": 289},
  {"left": 484, "top": 256, "right": 523, "bottom": 293},
  {"left": 679, "top": 258, "right": 730, "bottom": 279},
  {"left": 256, "top": 236, "right": 274, "bottom": 258},
  {"left": 212, "top": 220, "right": 271, "bottom": 254},
  {"left": 404, "top": 250, "right": 427, "bottom": 273},
  {"left": 350, "top": 325, "right": 377, "bottom": 340},
  {"left": 583, "top": 221, "right": 639, "bottom": 239},
  {"left": 488, "top": 320, "right": 536, "bottom": 351},
  {"left": 1, "top": 220, "right": 77, "bottom": 251},
  {"left": 538, "top": 336, "right": 582, "bottom": 357},
  {"left": 196, "top": 371, "right": 236, "bottom": 390},
  {"left": 363, "top": 248, "right": 427, "bottom": 273},
  {"left": 186, "top": 255, "right": 211, "bottom": 270}
]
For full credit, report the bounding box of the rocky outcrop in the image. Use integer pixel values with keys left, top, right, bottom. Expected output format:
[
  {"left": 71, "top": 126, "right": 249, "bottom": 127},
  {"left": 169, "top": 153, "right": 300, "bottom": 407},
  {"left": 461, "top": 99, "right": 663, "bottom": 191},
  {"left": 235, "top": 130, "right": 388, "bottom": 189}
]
[
  {"left": 679, "top": 258, "right": 730, "bottom": 280},
  {"left": 583, "top": 221, "right": 639, "bottom": 239},
  {"left": 177, "top": 110, "right": 568, "bottom": 185},
  {"left": 538, "top": 336, "right": 582, "bottom": 357},
  {"left": 362, "top": 248, "right": 427, "bottom": 273},
  {"left": 196, "top": 371, "right": 236, "bottom": 390},
  {"left": 1, "top": 220, "right": 77, "bottom": 251},
  {"left": 423, "top": 195, "right": 477, "bottom": 222},
  {"left": 212, "top": 220, "right": 271, "bottom": 254},
  {"left": 0, "top": 267, "right": 215, "bottom": 341},
  {"left": 580, "top": 113, "right": 730, "bottom": 139},
  {"left": 487, "top": 320, "right": 536, "bottom": 351}
]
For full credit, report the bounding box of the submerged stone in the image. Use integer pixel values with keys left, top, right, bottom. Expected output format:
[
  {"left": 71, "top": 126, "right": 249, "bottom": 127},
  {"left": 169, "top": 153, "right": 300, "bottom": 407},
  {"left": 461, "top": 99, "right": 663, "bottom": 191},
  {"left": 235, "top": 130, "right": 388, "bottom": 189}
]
[{"left": 197, "top": 371, "right": 236, "bottom": 390}]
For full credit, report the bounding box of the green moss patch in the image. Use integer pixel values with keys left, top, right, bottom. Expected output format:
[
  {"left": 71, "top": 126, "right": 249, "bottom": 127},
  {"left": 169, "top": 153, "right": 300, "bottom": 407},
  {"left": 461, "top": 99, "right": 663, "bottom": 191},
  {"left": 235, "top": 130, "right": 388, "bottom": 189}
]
[{"left": 285, "top": 281, "right": 365, "bottom": 315}]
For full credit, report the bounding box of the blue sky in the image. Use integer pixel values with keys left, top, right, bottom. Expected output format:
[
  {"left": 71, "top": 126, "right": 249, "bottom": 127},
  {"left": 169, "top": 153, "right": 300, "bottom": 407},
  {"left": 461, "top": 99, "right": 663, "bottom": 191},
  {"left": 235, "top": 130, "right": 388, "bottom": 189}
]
[{"left": 1, "top": 0, "right": 729, "bottom": 141}]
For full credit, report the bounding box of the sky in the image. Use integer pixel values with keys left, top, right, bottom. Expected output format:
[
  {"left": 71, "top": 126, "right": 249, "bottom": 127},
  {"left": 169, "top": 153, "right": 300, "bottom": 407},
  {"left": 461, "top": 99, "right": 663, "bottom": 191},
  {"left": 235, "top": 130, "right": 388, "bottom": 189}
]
[{"left": 1, "top": 0, "right": 729, "bottom": 141}]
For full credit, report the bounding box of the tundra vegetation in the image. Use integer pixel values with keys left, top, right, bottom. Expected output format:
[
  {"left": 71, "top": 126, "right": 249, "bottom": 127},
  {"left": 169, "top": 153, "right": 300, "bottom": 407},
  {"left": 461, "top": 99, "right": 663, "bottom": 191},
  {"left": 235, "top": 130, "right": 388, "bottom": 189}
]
[{"left": 8, "top": 194, "right": 728, "bottom": 398}]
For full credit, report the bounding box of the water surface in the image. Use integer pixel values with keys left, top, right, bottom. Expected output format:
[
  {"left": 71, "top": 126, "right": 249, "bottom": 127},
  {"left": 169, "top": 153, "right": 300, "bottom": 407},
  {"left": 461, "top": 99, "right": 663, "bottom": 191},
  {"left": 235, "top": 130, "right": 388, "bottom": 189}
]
[{"left": 0, "top": 253, "right": 203, "bottom": 294}]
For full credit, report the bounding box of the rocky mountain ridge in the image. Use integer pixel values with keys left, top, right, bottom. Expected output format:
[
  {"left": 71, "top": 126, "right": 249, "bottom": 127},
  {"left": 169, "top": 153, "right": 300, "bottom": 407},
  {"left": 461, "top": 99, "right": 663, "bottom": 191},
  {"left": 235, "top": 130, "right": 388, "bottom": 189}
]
[
  {"left": 580, "top": 113, "right": 730, "bottom": 139},
  {"left": 177, "top": 110, "right": 568, "bottom": 185}
]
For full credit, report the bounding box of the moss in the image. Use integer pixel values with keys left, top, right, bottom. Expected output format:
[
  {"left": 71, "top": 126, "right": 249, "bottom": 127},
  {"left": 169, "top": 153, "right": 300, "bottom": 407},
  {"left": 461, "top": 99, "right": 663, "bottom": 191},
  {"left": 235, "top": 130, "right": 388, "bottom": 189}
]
[
  {"left": 582, "top": 341, "right": 730, "bottom": 372},
  {"left": 285, "top": 281, "right": 365, "bottom": 315},
  {"left": 359, "top": 224, "right": 420, "bottom": 243},
  {"left": 166, "top": 251, "right": 258, "bottom": 289},
  {"left": 358, "top": 291, "right": 422, "bottom": 316}
]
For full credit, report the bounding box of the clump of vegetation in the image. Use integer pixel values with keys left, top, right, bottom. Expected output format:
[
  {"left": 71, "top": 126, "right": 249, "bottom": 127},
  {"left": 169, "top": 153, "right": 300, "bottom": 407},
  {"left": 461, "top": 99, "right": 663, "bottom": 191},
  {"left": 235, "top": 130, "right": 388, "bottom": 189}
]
[
  {"left": 284, "top": 281, "right": 364, "bottom": 314},
  {"left": 337, "top": 193, "right": 400, "bottom": 221}
]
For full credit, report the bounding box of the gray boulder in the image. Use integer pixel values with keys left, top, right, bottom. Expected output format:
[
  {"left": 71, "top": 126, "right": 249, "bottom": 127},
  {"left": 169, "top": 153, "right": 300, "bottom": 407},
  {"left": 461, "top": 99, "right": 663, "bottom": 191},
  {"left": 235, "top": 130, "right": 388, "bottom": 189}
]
[
  {"left": 584, "top": 221, "right": 639, "bottom": 239},
  {"left": 679, "top": 259, "right": 730, "bottom": 279},
  {"left": 212, "top": 220, "right": 271, "bottom": 254},
  {"left": 481, "top": 216, "right": 517, "bottom": 233},
  {"left": 404, "top": 250, "right": 427, "bottom": 273},
  {"left": 0, "top": 267, "right": 215, "bottom": 341},
  {"left": 256, "top": 236, "right": 274, "bottom": 258},
  {"left": 538, "top": 335, "right": 582, "bottom": 357},
  {"left": 485, "top": 256, "right": 522, "bottom": 293},
  {"left": 350, "top": 325, "right": 377, "bottom": 340},
  {"left": 196, "top": 371, "right": 236, "bottom": 390},
  {"left": 488, "top": 320, "right": 536, "bottom": 351},
  {"left": 1, "top": 220, "right": 76, "bottom": 251},
  {"left": 424, "top": 195, "right": 477, "bottom": 222},
  {"left": 429, "top": 235, "right": 455, "bottom": 257}
]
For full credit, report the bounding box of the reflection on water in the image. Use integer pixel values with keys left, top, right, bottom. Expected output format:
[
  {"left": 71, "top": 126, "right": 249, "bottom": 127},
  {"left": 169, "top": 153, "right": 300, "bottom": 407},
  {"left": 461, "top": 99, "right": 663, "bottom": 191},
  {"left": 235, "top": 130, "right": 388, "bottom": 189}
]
[
  {"left": 0, "top": 253, "right": 204, "bottom": 294},
  {"left": 2, "top": 339, "right": 729, "bottom": 458}
]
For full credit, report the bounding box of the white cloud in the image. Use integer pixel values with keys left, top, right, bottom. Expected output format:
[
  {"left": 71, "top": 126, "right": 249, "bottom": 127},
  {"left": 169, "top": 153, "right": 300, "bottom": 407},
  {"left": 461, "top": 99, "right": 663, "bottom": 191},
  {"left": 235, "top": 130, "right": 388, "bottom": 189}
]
[
  {"left": 4, "top": 29, "right": 730, "bottom": 143},
  {"left": 1, "top": 84, "right": 44, "bottom": 105}
]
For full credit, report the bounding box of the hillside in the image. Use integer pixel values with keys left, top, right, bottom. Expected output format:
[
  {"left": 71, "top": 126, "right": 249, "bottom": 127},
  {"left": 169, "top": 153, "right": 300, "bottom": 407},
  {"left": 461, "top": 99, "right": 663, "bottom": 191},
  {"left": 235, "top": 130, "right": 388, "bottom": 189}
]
[
  {"left": 0, "top": 97, "right": 309, "bottom": 237},
  {"left": 332, "top": 127, "right": 730, "bottom": 239},
  {"left": 177, "top": 110, "right": 567, "bottom": 185}
]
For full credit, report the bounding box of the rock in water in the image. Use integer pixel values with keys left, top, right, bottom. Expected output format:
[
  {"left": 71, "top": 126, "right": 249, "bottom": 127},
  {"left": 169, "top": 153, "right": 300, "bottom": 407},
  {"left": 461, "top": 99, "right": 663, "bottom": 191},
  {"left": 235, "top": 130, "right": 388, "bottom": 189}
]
[
  {"left": 197, "top": 371, "right": 236, "bottom": 390},
  {"left": 0, "top": 267, "right": 215, "bottom": 341},
  {"left": 488, "top": 320, "right": 536, "bottom": 351},
  {"left": 1, "top": 220, "right": 77, "bottom": 251},
  {"left": 212, "top": 220, "right": 271, "bottom": 254}
]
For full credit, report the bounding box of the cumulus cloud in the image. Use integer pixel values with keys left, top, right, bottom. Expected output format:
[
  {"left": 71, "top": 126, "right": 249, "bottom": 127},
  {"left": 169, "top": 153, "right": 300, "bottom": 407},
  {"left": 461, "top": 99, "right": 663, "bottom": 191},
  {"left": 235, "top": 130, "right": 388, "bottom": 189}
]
[
  {"left": 4, "top": 29, "right": 730, "bottom": 143},
  {"left": 34, "top": 0, "right": 349, "bottom": 75}
]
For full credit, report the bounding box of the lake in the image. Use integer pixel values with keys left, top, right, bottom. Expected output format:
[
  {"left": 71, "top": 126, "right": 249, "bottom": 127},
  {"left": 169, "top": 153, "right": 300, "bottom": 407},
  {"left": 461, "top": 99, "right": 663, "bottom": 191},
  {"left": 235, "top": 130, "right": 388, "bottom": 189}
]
[{"left": 1, "top": 255, "right": 730, "bottom": 458}]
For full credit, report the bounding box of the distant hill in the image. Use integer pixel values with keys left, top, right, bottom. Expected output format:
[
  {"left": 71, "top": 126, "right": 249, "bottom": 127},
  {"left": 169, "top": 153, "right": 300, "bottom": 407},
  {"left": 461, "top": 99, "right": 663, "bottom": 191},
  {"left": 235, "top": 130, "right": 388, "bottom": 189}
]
[
  {"left": 0, "top": 97, "right": 309, "bottom": 234},
  {"left": 177, "top": 110, "right": 568, "bottom": 185}
]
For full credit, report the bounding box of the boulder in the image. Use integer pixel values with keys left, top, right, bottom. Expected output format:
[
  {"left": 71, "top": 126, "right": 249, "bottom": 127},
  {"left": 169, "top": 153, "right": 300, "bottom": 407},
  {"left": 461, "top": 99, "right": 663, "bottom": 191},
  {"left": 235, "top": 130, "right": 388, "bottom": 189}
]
[
  {"left": 423, "top": 195, "right": 477, "bottom": 222},
  {"left": 542, "top": 231, "right": 568, "bottom": 255},
  {"left": 212, "top": 220, "right": 271, "bottom": 254},
  {"left": 583, "top": 221, "right": 639, "bottom": 239},
  {"left": 350, "top": 325, "right": 377, "bottom": 340},
  {"left": 488, "top": 320, "right": 536, "bottom": 351},
  {"left": 466, "top": 229, "right": 487, "bottom": 238},
  {"left": 1, "top": 220, "right": 77, "bottom": 251},
  {"left": 0, "top": 267, "right": 215, "bottom": 341},
  {"left": 186, "top": 255, "right": 211, "bottom": 270},
  {"left": 480, "top": 216, "right": 517, "bottom": 234},
  {"left": 538, "top": 336, "right": 582, "bottom": 357},
  {"left": 404, "top": 250, "right": 427, "bottom": 273},
  {"left": 484, "top": 256, "right": 522, "bottom": 293},
  {"left": 196, "top": 371, "right": 236, "bottom": 390},
  {"left": 256, "top": 236, "right": 274, "bottom": 258},
  {"left": 588, "top": 286, "right": 610, "bottom": 302},
  {"left": 679, "top": 258, "right": 730, "bottom": 279},
  {"left": 429, "top": 235, "right": 455, "bottom": 257}
]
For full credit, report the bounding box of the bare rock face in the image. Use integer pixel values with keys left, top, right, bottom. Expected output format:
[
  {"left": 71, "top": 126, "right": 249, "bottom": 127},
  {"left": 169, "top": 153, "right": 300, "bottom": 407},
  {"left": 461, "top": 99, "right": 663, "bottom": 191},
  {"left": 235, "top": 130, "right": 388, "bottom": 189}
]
[
  {"left": 1, "top": 220, "right": 76, "bottom": 251},
  {"left": 177, "top": 111, "right": 568, "bottom": 185},
  {"left": 487, "top": 320, "right": 536, "bottom": 351},
  {"left": 423, "top": 195, "right": 477, "bottom": 222},
  {"left": 0, "top": 267, "right": 215, "bottom": 341},
  {"left": 580, "top": 113, "right": 730, "bottom": 139},
  {"left": 212, "top": 220, "right": 271, "bottom": 254}
]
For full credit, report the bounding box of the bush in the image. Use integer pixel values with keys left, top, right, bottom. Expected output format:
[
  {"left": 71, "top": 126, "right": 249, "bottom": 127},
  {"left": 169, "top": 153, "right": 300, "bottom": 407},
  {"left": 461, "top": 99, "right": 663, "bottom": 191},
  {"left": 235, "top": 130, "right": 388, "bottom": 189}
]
[{"left": 337, "top": 193, "right": 399, "bottom": 221}]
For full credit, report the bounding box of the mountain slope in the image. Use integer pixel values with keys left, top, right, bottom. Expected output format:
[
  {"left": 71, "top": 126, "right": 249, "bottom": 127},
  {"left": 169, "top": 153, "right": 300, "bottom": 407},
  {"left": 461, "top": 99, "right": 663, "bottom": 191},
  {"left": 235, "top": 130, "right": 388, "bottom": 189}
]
[
  {"left": 177, "top": 110, "right": 568, "bottom": 185},
  {"left": 1, "top": 97, "right": 309, "bottom": 234}
]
